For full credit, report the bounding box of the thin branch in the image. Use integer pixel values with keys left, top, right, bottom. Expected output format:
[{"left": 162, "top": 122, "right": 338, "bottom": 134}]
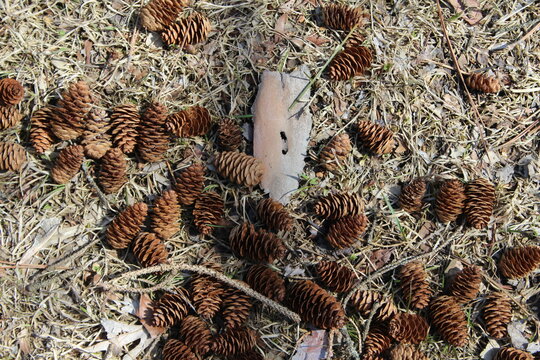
[{"left": 490, "top": 19, "right": 540, "bottom": 53}]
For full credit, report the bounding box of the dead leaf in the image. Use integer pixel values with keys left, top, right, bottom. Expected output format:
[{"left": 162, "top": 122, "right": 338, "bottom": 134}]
[
  {"left": 369, "top": 249, "right": 394, "bottom": 271},
  {"left": 418, "top": 221, "right": 436, "bottom": 239},
  {"left": 84, "top": 40, "right": 93, "bottom": 64},
  {"left": 306, "top": 34, "right": 330, "bottom": 46},
  {"left": 291, "top": 330, "right": 329, "bottom": 360},
  {"left": 447, "top": 0, "right": 483, "bottom": 25},
  {"left": 17, "top": 329, "right": 31, "bottom": 355},
  {"left": 136, "top": 294, "right": 166, "bottom": 338},
  {"left": 508, "top": 320, "right": 529, "bottom": 349},
  {"left": 274, "top": 14, "right": 289, "bottom": 42}
]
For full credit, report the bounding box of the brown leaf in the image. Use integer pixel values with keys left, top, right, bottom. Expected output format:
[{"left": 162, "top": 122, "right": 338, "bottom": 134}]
[
  {"left": 274, "top": 14, "right": 289, "bottom": 42},
  {"left": 447, "top": 0, "right": 483, "bottom": 25},
  {"left": 369, "top": 249, "right": 394, "bottom": 271},
  {"left": 136, "top": 294, "right": 166, "bottom": 338},
  {"left": 306, "top": 34, "right": 330, "bottom": 46},
  {"left": 84, "top": 40, "right": 93, "bottom": 65}
]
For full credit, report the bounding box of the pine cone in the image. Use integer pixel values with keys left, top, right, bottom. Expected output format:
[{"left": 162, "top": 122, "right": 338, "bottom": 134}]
[
  {"left": 132, "top": 232, "right": 168, "bottom": 267},
  {"left": 498, "top": 246, "right": 540, "bottom": 279},
  {"left": 322, "top": 3, "right": 363, "bottom": 31},
  {"left": 137, "top": 102, "right": 169, "bottom": 163},
  {"left": 328, "top": 46, "right": 372, "bottom": 81},
  {"left": 229, "top": 223, "right": 286, "bottom": 263},
  {"left": 465, "top": 73, "right": 501, "bottom": 93},
  {"left": 0, "top": 105, "right": 22, "bottom": 130},
  {"left": 345, "top": 31, "right": 365, "bottom": 48},
  {"left": 218, "top": 118, "right": 243, "bottom": 151},
  {"left": 244, "top": 264, "right": 286, "bottom": 302},
  {"left": 214, "top": 151, "right": 264, "bottom": 187},
  {"left": 483, "top": 291, "right": 512, "bottom": 339},
  {"left": 98, "top": 148, "right": 127, "bottom": 194},
  {"left": 389, "top": 313, "right": 429, "bottom": 344},
  {"left": 51, "top": 81, "right": 94, "bottom": 140},
  {"left": 449, "top": 265, "right": 482, "bottom": 303},
  {"left": 151, "top": 288, "right": 190, "bottom": 327},
  {"left": 429, "top": 295, "right": 468, "bottom": 347},
  {"left": 162, "top": 13, "right": 211, "bottom": 48},
  {"left": 326, "top": 214, "right": 369, "bottom": 249},
  {"left": 229, "top": 350, "right": 264, "bottom": 360},
  {"left": 191, "top": 265, "right": 224, "bottom": 319},
  {"left": 179, "top": 315, "right": 213, "bottom": 355},
  {"left": 356, "top": 120, "right": 395, "bottom": 155},
  {"left": 30, "top": 106, "right": 57, "bottom": 154},
  {"left": 286, "top": 280, "right": 346, "bottom": 329},
  {"left": 435, "top": 179, "right": 466, "bottom": 223},
  {"left": 110, "top": 103, "right": 140, "bottom": 154},
  {"left": 349, "top": 290, "right": 397, "bottom": 321},
  {"left": 464, "top": 178, "right": 495, "bottom": 229},
  {"left": 398, "top": 178, "right": 426, "bottom": 213},
  {"left": 81, "top": 108, "right": 111, "bottom": 159},
  {"left": 162, "top": 339, "right": 199, "bottom": 360},
  {"left": 317, "top": 261, "right": 356, "bottom": 293},
  {"left": 212, "top": 327, "right": 259, "bottom": 356},
  {"left": 150, "top": 190, "right": 180, "bottom": 239},
  {"left": 398, "top": 261, "right": 431, "bottom": 310},
  {"left": 167, "top": 105, "right": 212, "bottom": 137},
  {"left": 221, "top": 285, "right": 253, "bottom": 329},
  {"left": 139, "top": 0, "right": 189, "bottom": 32},
  {"left": 494, "top": 347, "right": 534, "bottom": 360},
  {"left": 389, "top": 344, "right": 429, "bottom": 360},
  {"left": 319, "top": 133, "right": 352, "bottom": 172},
  {"left": 193, "top": 191, "right": 224, "bottom": 235},
  {"left": 314, "top": 192, "right": 364, "bottom": 220},
  {"left": 174, "top": 163, "right": 205, "bottom": 206},
  {"left": 0, "top": 142, "right": 26, "bottom": 172},
  {"left": 50, "top": 145, "right": 84, "bottom": 183},
  {"left": 105, "top": 202, "right": 148, "bottom": 249},
  {"left": 0, "top": 78, "right": 24, "bottom": 106},
  {"left": 256, "top": 198, "right": 293, "bottom": 232},
  {"left": 363, "top": 323, "right": 393, "bottom": 358}
]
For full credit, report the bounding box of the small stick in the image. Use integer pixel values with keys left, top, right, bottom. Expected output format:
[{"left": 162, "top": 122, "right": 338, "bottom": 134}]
[{"left": 490, "top": 20, "right": 540, "bottom": 53}]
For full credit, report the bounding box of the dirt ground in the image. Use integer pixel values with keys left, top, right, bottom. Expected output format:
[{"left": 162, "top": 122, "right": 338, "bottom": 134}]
[{"left": 0, "top": 0, "right": 539, "bottom": 359}]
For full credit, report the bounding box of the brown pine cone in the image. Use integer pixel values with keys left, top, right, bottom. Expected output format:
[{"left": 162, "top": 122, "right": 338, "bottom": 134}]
[
  {"left": 0, "top": 142, "right": 26, "bottom": 172},
  {"left": 449, "top": 265, "right": 482, "bottom": 303},
  {"left": 162, "top": 339, "right": 199, "bottom": 360},
  {"left": 110, "top": 103, "right": 140, "bottom": 154},
  {"left": 137, "top": 102, "right": 169, "bottom": 163},
  {"left": 326, "top": 214, "right": 369, "bottom": 249},
  {"left": 30, "top": 106, "right": 57, "bottom": 154},
  {"left": 212, "top": 327, "right": 259, "bottom": 356},
  {"left": 398, "top": 261, "right": 431, "bottom": 310},
  {"left": 105, "top": 202, "right": 148, "bottom": 249},
  {"left": 218, "top": 118, "right": 243, "bottom": 151},
  {"left": 0, "top": 105, "right": 22, "bottom": 130},
  {"left": 389, "top": 344, "right": 429, "bottom": 360},
  {"left": 174, "top": 163, "right": 205, "bottom": 206},
  {"left": 465, "top": 73, "right": 501, "bottom": 93},
  {"left": 150, "top": 190, "right": 180, "bottom": 239},
  {"left": 319, "top": 133, "right": 352, "bottom": 172},
  {"left": 229, "top": 350, "right": 264, "bottom": 360},
  {"left": 494, "top": 347, "right": 534, "bottom": 360},
  {"left": 229, "top": 223, "right": 286, "bottom": 263},
  {"left": 162, "top": 13, "right": 211, "bottom": 48},
  {"left": 221, "top": 285, "right": 253, "bottom": 329},
  {"left": 483, "top": 291, "right": 512, "bottom": 339},
  {"left": 349, "top": 290, "right": 397, "bottom": 321},
  {"left": 51, "top": 81, "right": 94, "bottom": 140},
  {"left": 363, "top": 323, "right": 393, "bottom": 358},
  {"left": 464, "top": 178, "right": 495, "bottom": 229},
  {"left": 132, "top": 232, "right": 168, "bottom": 267},
  {"left": 167, "top": 105, "right": 212, "bottom": 137},
  {"left": 81, "top": 108, "right": 111, "bottom": 159},
  {"left": 345, "top": 31, "right": 365, "bottom": 48},
  {"left": 356, "top": 120, "right": 395, "bottom": 155},
  {"left": 179, "top": 315, "right": 213, "bottom": 355},
  {"left": 244, "top": 264, "right": 286, "bottom": 302},
  {"left": 256, "top": 198, "right": 293, "bottom": 232},
  {"left": 214, "top": 151, "right": 264, "bottom": 187},
  {"left": 398, "top": 178, "right": 426, "bottom": 213},
  {"left": 435, "top": 179, "right": 466, "bottom": 223},
  {"left": 322, "top": 3, "right": 363, "bottom": 31},
  {"left": 328, "top": 46, "right": 372, "bottom": 81},
  {"left": 429, "top": 295, "right": 468, "bottom": 347},
  {"left": 139, "top": 0, "right": 189, "bottom": 32},
  {"left": 191, "top": 265, "right": 224, "bottom": 319},
  {"left": 0, "top": 78, "right": 24, "bottom": 106},
  {"left": 50, "top": 145, "right": 84, "bottom": 183},
  {"left": 314, "top": 192, "right": 364, "bottom": 220},
  {"left": 286, "top": 280, "right": 346, "bottom": 329},
  {"left": 98, "top": 148, "right": 127, "bottom": 194},
  {"left": 151, "top": 288, "right": 190, "bottom": 327},
  {"left": 317, "top": 261, "right": 356, "bottom": 293},
  {"left": 389, "top": 313, "right": 429, "bottom": 344},
  {"left": 193, "top": 191, "right": 224, "bottom": 235},
  {"left": 498, "top": 246, "right": 540, "bottom": 279}
]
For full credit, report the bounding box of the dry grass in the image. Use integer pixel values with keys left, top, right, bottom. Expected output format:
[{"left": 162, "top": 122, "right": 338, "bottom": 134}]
[{"left": 0, "top": 0, "right": 539, "bottom": 359}]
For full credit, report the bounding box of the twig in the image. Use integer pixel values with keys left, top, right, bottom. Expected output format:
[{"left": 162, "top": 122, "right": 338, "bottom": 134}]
[
  {"left": 497, "top": 118, "right": 540, "bottom": 149},
  {"left": 490, "top": 19, "right": 540, "bottom": 53},
  {"left": 97, "top": 263, "right": 301, "bottom": 323}
]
